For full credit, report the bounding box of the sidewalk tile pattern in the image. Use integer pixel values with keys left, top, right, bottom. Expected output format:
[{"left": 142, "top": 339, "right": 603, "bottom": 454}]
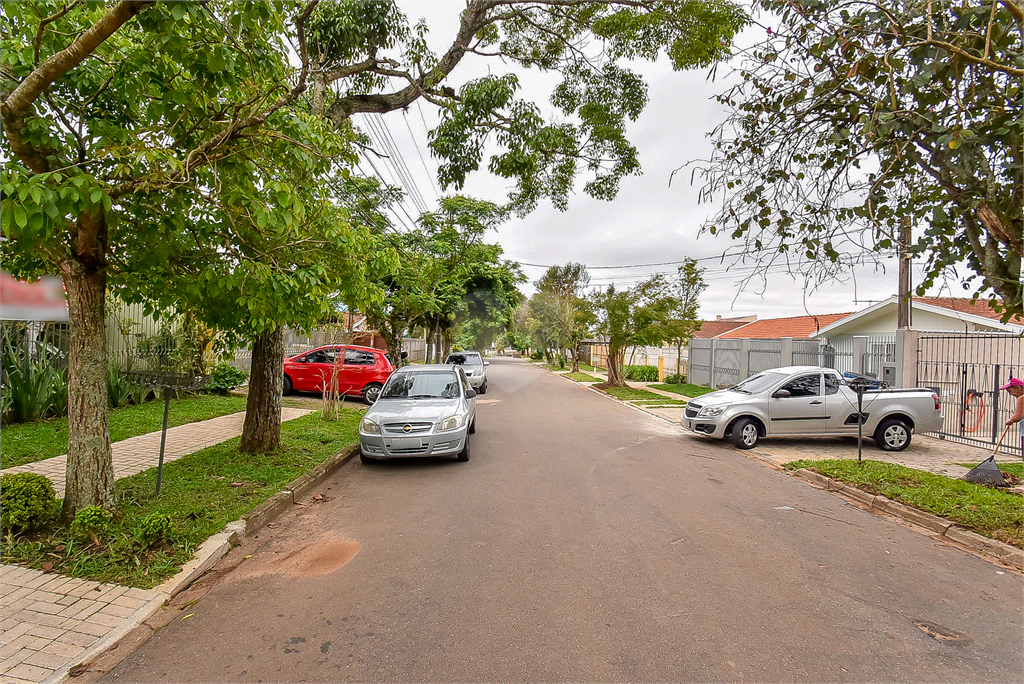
[
  {"left": 0, "top": 565, "right": 156, "bottom": 683},
  {"left": 0, "top": 407, "right": 314, "bottom": 683},
  {"left": 1, "top": 408, "right": 313, "bottom": 491}
]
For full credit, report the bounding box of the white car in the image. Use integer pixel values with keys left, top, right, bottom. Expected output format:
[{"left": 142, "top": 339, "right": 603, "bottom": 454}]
[
  {"left": 358, "top": 365, "right": 477, "bottom": 463},
  {"left": 444, "top": 351, "right": 489, "bottom": 394}
]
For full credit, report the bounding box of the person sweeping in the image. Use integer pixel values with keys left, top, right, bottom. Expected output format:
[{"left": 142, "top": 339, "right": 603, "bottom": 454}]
[{"left": 1001, "top": 377, "right": 1024, "bottom": 457}]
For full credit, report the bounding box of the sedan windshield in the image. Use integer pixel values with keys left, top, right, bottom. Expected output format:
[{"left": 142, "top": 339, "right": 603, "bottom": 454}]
[
  {"left": 381, "top": 372, "right": 461, "bottom": 399},
  {"left": 445, "top": 353, "right": 482, "bottom": 366},
  {"left": 729, "top": 371, "right": 786, "bottom": 394}
]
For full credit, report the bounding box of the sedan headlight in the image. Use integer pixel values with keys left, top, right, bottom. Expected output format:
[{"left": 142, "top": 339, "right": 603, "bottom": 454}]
[
  {"left": 360, "top": 418, "right": 380, "bottom": 434},
  {"left": 698, "top": 406, "right": 726, "bottom": 417},
  {"left": 437, "top": 415, "right": 464, "bottom": 432}
]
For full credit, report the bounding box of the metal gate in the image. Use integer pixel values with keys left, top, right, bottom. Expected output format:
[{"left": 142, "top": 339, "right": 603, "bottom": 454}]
[{"left": 917, "top": 333, "right": 1023, "bottom": 456}]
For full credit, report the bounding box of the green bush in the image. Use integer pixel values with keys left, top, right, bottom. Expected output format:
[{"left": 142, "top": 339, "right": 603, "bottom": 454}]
[
  {"left": 204, "top": 363, "right": 248, "bottom": 394},
  {"left": 664, "top": 373, "right": 687, "bottom": 384},
  {"left": 1, "top": 472, "right": 58, "bottom": 534},
  {"left": 530, "top": 351, "right": 544, "bottom": 360},
  {"left": 71, "top": 505, "right": 113, "bottom": 544},
  {"left": 1, "top": 338, "right": 62, "bottom": 423},
  {"left": 134, "top": 512, "right": 175, "bottom": 547},
  {"left": 107, "top": 361, "right": 138, "bottom": 409},
  {"left": 624, "top": 365, "right": 660, "bottom": 382}
]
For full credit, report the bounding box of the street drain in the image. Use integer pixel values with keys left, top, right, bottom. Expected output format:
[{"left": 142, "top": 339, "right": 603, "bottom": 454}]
[{"left": 913, "top": 620, "right": 973, "bottom": 645}]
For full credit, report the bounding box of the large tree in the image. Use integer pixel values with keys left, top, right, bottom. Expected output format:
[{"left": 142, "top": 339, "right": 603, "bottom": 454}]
[
  {"left": 592, "top": 276, "right": 675, "bottom": 386},
  {"left": 529, "top": 263, "right": 594, "bottom": 371},
  {"left": 1, "top": 2, "right": 322, "bottom": 516},
  {"left": 655, "top": 259, "right": 706, "bottom": 382},
  {"left": 693, "top": 0, "right": 1022, "bottom": 317}
]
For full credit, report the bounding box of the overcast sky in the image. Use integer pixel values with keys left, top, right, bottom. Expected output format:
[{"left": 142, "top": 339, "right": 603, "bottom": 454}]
[{"left": 359, "top": 1, "right": 964, "bottom": 321}]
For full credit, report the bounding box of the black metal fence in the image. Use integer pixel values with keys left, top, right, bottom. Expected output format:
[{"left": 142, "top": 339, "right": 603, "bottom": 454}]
[{"left": 917, "top": 333, "right": 1023, "bottom": 456}]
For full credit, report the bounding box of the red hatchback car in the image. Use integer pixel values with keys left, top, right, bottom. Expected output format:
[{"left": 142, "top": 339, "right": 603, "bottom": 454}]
[{"left": 282, "top": 344, "right": 395, "bottom": 403}]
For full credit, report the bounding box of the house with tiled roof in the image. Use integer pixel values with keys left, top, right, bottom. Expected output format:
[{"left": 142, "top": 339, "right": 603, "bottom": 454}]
[
  {"left": 812, "top": 296, "right": 1022, "bottom": 338},
  {"left": 715, "top": 313, "right": 854, "bottom": 339},
  {"left": 692, "top": 318, "right": 752, "bottom": 338}
]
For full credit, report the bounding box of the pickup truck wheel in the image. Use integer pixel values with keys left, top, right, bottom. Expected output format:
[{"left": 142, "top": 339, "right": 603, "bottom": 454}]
[
  {"left": 876, "top": 418, "right": 911, "bottom": 451},
  {"left": 730, "top": 417, "right": 760, "bottom": 450}
]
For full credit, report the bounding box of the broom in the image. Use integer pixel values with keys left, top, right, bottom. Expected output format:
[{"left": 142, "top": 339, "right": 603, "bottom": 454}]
[{"left": 961, "top": 425, "right": 1010, "bottom": 486}]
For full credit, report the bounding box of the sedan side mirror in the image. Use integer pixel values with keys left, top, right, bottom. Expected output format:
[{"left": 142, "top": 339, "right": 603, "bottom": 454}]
[
  {"left": 466, "top": 388, "right": 477, "bottom": 398},
  {"left": 772, "top": 388, "right": 792, "bottom": 398},
  {"left": 400, "top": 350, "right": 409, "bottom": 359}
]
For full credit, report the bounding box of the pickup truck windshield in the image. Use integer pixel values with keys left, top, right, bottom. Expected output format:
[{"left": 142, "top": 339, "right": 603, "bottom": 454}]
[
  {"left": 381, "top": 372, "right": 461, "bottom": 399},
  {"left": 730, "top": 371, "right": 786, "bottom": 394}
]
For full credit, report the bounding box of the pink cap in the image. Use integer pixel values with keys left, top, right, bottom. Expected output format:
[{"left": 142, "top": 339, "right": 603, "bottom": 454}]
[{"left": 1000, "top": 377, "right": 1024, "bottom": 390}]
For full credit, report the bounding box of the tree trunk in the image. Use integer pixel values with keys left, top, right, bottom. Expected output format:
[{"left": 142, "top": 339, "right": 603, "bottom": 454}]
[
  {"left": 606, "top": 345, "right": 628, "bottom": 386},
  {"left": 675, "top": 342, "right": 683, "bottom": 383},
  {"left": 240, "top": 326, "right": 284, "bottom": 454},
  {"left": 571, "top": 343, "right": 580, "bottom": 373},
  {"left": 61, "top": 258, "right": 114, "bottom": 520},
  {"left": 385, "top": 317, "right": 404, "bottom": 368}
]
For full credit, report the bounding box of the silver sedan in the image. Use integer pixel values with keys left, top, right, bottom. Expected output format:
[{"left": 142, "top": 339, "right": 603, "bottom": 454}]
[{"left": 358, "top": 365, "right": 477, "bottom": 463}]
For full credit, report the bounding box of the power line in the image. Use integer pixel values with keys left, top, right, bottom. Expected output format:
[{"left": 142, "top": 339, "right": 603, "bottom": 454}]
[
  {"left": 366, "top": 114, "right": 429, "bottom": 215},
  {"left": 356, "top": 158, "right": 418, "bottom": 232},
  {"left": 515, "top": 249, "right": 767, "bottom": 271},
  {"left": 404, "top": 108, "right": 440, "bottom": 201}
]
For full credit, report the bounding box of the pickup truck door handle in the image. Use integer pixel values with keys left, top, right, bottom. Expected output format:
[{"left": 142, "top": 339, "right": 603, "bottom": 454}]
[{"left": 810, "top": 400, "right": 823, "bottom": 405}]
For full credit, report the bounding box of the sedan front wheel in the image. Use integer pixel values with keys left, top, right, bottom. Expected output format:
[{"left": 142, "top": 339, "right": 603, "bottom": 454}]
[{"left": 730, "top": 417, "right": 760, "bottom": 450}]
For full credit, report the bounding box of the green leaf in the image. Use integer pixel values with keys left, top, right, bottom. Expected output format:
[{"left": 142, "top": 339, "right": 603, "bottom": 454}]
[{"left": 13, "top": 204, "right": 27, "bottom": 229}]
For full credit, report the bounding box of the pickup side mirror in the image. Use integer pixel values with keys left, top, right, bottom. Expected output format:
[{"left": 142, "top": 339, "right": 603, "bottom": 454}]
[
  {"left": 466, "top": 388, "right": 477, "bottom": 398},
  {"left": 772, "top": 388, "right": 792, "bottom": 398},
  {"left": 484, "top": 361, "right": 490, "bottom": 366}
]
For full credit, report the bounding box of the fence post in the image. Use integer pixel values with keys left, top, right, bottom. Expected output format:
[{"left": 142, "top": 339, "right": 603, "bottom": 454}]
[
  {"left": 853, "top": 335, "right": 869, "bottom": 375},
  {"left": 780, "top": 337, "right": 793, "bottom": 366},
  {"left": 658, "top": 356, "right": 665, "bottom": 383},
  {"left": 709, "top": 338, "right": 717, "bottom": 389},
  {"left": 687, "top": 340, "right": 695, "bottom": 385},
  {"left": 894, "top": 329, "right": 920, "bottom": 388},
  {"left": 740, "top": 339, "right": 750, "bottom": 379}
]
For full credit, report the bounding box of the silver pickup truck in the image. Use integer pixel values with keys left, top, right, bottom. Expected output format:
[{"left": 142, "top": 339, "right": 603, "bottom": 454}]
[{"left": 681, "top": 365, "right": 944, "bottom": 451}]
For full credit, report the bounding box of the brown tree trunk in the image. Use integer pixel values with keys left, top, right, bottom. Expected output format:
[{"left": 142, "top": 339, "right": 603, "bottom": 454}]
[
  {"left": 240, "top": 326, "right": 284, "bottom": 454},
  {"left": 606, "top": 345, "right": 627, "bottom": 386},
  {"left": 61, "top": 258, "right": 114, "bottom": 520}
]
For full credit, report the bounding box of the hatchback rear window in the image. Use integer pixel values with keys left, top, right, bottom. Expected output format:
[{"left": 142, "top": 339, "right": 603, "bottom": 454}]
[{"left": 381, "top": 372, "right": 461, "bottom": 399}]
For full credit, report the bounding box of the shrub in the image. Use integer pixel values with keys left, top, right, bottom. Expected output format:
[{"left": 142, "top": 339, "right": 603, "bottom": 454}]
[
  {"left": 624, "top": 365, "right": 660, "bottom": 382},
  {"left": 107, "top": 361, "right": 138, "bottom": 409},
  {"left": 664, "top": 373, "right": 687, "bottom": 384},
  {"left": 530, "top": 351, "right": 544, "bottom": 360},
  {"left": 1, "top": 473, "right": 58, "bottom": 534},
  {"left": 204, "top": 363, "right": 248, "bottom": 395},
  {"left": 1, "top": 338, "right": 61, "bottom": 423},
  {"left": 71, "top": 506, "right": 113, "bottom": 545},
  {"left": 134, "top": 512, "right": 175, "bottom": 548}
]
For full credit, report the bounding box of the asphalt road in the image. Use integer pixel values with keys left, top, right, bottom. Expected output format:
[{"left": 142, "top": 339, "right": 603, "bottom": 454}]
[{"left": 105, "top": 358, "right": 1023, "bottom": 683}]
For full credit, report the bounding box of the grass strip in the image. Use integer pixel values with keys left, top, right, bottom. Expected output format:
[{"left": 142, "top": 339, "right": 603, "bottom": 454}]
[
  {"left": 631, "top": 399, "right": 688, "bottom": 406},
  {"left": 1, "top": 395, "right": 249, "bottom": 469},
  {"left": 565, "top": 372, "right": 602, "bottom": 383},
  {"left": 956, "top": 462, "right": 1023, "bottom": 478},
  {"left": 1, "top": 409, "right": 361, "bottom": 588},
  {"left": 784, "top": 459, "right": 1022, "bottom": 547},
  {"left": 542, "top": 363, "right": 570, "bottom": 372},
  {"left": 601, "top": 386, "right": 666, "bottom": 401},
  {"left": 648, "top": 383, "right": 715, "bottom": 398}
]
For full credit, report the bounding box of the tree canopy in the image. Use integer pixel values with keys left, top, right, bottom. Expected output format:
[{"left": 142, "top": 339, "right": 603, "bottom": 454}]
[{"left": 693, "top": 0, "right": 1022, "bottom": 317}]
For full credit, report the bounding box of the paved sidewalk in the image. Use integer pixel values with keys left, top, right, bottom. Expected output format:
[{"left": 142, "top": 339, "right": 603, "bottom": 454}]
[
  {"left": 0, "top": 407, "right": 313, "bottom": 684},
  {"left": 1, "top": 408, "right": 313, "bottom": 491}
]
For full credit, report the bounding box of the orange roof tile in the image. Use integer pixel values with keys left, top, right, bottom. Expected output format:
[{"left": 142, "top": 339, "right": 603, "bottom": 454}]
[
  {"left": 716, "top": 313, "right": 854, "bottom": 339},
  {"left": 914, "top": 297, "right": 1022, "bottom": 324},
  {"left": 691, "top": 320, "right": 749, "bottom": 338}
]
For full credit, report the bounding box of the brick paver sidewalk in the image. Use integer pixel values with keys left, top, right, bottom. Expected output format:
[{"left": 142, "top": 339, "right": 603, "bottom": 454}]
[
  {"left": 0, "top": 407, "right": 313, "bottom": 683},
  {"left": 1, "top": 408, "right": 312, "bottom": 492}
]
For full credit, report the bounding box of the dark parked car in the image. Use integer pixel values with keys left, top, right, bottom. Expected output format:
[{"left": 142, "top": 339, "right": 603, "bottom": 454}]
[{"left": 282, "top": 344, "right": 394, "bottom": 403}]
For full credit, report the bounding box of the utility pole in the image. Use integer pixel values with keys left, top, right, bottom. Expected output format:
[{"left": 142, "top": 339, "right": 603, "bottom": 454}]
[{"left": 897, "top": 216, "right": 912, "bottom": 329}]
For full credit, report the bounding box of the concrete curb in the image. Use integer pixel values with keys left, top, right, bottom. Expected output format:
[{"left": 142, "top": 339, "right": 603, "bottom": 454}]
[
  {"left": 791, "top": 468, "right": 1022, "bottom": 570},
  {"left": 58, "top": 444, "right": 360, "bottom": 683}
]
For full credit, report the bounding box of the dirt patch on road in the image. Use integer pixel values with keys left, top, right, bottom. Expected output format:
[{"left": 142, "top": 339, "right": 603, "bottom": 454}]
[{"left": 228, "top": 535, "right": 361, "bottom": 581}]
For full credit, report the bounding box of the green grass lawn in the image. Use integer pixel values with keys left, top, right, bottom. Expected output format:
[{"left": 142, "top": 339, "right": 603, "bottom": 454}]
[
  {"left": 648, "top": 383, "right": 715, "bottom": 398},
  {"left": 542, "top": 363, "right": 570, "bottom": 372},
  {"left": 601, "top": 386, "right": 666, "bottom": 401},
  {"left": 785, "top": 459, "right": 1023, "bottom": 547},
  {"left": 957, "top": 462, "right": 1023, "bottom": 478},
  {"left": 1, "top": 394, "right": 249, "bottom": 469},
  {"left": 565, "top": 372, "right": 602, "bottom": 383},
  {"left": 631, "top": 399, "right": 689, "bottom": 406},
  {"left": 576, "top": 363, "right": 602, "bottom": 372},
  {"left": 1, "top": 409, "right": 361, "bottom": 588}
]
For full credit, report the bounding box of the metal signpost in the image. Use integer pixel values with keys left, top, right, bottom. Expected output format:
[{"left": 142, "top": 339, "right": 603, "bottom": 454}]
[{"left": 125, "top": 371, "right": 207, "bottom": 494}]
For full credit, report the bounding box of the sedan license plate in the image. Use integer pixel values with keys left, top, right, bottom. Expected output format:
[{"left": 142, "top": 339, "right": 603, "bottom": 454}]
[{"left": 388, "top": 437, "right": 421, "bottom": 450}]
